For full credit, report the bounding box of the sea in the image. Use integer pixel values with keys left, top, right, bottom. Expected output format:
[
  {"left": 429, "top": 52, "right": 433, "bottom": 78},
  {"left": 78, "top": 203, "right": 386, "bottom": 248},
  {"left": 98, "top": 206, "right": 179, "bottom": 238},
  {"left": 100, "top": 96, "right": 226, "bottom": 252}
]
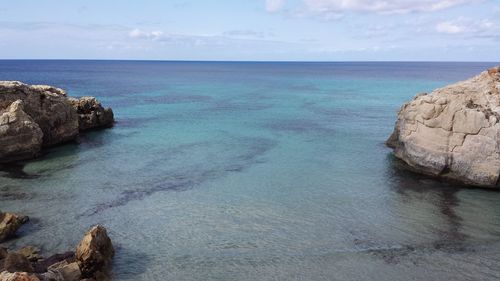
[{"left": 1, "top": 61, "right": 500, "bottom": 281}]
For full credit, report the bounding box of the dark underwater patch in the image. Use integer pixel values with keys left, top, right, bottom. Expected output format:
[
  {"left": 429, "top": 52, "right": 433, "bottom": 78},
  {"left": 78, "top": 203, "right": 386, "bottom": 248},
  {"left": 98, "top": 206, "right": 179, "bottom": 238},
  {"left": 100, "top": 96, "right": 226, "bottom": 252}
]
[
  {"left": 0, "top": 185, "right": 33, "bottom": 201},
  {"left": 265, "top": 119, "right": 335, "bottom": 136},
  {"left": 78, "top": 137, "right": 276, "bottom": 218},
  {"left": 0, "top": 163, "right": 40, "bottom": 179},
  {"left": 143, "top": 94, "right": 212, "bottom": 104}
]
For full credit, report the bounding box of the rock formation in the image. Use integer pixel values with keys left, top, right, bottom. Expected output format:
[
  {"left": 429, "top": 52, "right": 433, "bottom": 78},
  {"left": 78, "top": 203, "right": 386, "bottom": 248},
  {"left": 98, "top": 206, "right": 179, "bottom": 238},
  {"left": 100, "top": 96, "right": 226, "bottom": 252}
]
[
  {"left": 0, "top": 212, "right": 29, "bottom": 242},
  {"left": 0, "top": 101, "right": 43, "bottom": 163},
  {"left": 0, "top": 81, "right": 114, "bottom": 163},
  {"left": 387, "top": 66, "right": 500, "bottom": 187},
  {"left": 75, "top": 226, "right": 114, "bottom": 279},
  {"left": 0, "top": 225, "right": 114, "bottom": 281},
  {"left": 68, "top": 97, "right": 114, "bottom": 131}
]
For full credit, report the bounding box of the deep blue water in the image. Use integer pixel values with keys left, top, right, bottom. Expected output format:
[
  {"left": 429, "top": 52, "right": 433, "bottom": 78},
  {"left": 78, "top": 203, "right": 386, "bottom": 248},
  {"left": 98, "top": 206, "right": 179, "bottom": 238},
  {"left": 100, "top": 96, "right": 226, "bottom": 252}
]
[{"left": 1, "top": 61, "right": 500, "bottom": 281}]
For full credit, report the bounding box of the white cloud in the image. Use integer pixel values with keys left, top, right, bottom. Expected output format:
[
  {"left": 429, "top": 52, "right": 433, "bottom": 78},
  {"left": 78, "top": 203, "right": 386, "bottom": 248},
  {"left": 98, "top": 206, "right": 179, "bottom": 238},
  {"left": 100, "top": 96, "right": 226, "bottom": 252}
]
[
  {"left": 435, "top": 18, "right": 497, "bottom": 37},
  {"left": 223, "top": 30, "right": 275, "bottom": 39},
  {"left": 303, "top": 0, "right": 478, "bottom": 14},
  {"left": 266, "top": 0, "right": 285, "bottom": 12},
  {"left": 436, "top": 21, "right": 464, "bottom": 34},
  {"left": 128, "top": 28, "right": 163, "bottom": 40}
]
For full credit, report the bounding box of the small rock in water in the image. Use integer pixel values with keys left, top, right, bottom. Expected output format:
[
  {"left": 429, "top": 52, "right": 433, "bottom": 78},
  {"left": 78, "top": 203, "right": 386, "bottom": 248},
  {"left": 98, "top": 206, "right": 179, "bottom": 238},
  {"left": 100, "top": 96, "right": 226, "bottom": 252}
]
[
  {"left": 0, "top": 212, "right": 29, "bottom": 242},
  {"left": 3, "top": 253, "right": 33, "bottom": 273},
  {"left": 16, "top": 247, "right": 41, "bottom": 263},
  {"left": 0, "top": 223, "right": 114, "bottom": 281},
  {"left": 33, "top": 252, "right": 74, "bottom": 274},
  {"left": 43, "top": 262, "right": 81, "bottom": 281},
  {"left": 76, "top": 225, "right": 114, "bottom": 279}
]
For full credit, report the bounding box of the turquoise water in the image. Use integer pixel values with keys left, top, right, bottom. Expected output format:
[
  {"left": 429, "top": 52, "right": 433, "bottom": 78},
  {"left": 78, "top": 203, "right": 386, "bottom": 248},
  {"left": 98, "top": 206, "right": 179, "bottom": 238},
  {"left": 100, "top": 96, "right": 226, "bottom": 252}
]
[{"left": 2, "top": 61, "right": 500, "bottom": 280}]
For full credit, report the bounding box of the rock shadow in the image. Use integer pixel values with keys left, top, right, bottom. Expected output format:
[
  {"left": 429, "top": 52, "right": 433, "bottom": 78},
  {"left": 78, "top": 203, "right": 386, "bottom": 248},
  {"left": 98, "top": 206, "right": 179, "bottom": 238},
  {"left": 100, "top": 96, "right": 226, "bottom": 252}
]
[
  {"left": 111, "top": 246, "right": 155, "bottom": 280},
  {"left": 385, "top": 155, "right": 468, "bottom": 251},
  {"left": 0, "top": 163, "right": 40, "bottom": 179}
]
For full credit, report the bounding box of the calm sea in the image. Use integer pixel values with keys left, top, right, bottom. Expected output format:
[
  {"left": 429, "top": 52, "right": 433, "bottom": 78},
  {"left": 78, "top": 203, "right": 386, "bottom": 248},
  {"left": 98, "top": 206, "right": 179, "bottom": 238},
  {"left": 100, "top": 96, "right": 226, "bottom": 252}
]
[{"left": 1, "top": 61, "right": 500, "bottom": 281}]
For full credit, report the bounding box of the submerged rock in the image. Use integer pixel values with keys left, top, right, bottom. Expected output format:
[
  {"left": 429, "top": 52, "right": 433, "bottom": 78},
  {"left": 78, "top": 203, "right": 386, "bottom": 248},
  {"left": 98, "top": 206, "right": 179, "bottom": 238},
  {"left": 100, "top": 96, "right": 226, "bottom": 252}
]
[
  {"left": 16, "top": 248, "right": 41, "bottom": 263},
  {"left": 3, "top": 253, "right": 33, "bottom": 273},
  {"left": 0, "top": 248, "right": 7, "bottom": 260},
  {"left": 44, "top": 261, "right": 81, "bottom": 281},
  {"left": 0, "top": 81, "right": 114, "bottom": 163},
  {"left": 387, "top": 66, "right": 500, "bottom": 187},
  {"left": 0, "top": 212, "right": 29, "bottom": 242},
  {"left": 33, "top": 252, "right": 74, "bottom": 274}
]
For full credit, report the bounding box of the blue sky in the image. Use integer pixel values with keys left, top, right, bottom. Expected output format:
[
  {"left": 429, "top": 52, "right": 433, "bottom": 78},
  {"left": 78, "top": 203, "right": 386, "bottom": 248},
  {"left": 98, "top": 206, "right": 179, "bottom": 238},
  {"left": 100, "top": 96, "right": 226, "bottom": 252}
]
[{"left": 0, "top": 0, "right": 499, "bottom": 61}]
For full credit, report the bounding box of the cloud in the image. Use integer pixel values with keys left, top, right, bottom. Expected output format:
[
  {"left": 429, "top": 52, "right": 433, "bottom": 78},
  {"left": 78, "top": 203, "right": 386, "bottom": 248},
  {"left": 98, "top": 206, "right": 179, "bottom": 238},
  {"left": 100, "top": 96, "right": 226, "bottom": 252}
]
[
  {"left": 303, "top": 0, "right": 478, "bottom": 14},
  {"left": 266, "top": 0, "right": 285, "bottom": 12},
  {"left": 222, "top": 30, "right": 275, "bottom": 39},
  {"left": 129, "top": 28, "right": 164, "bottom": 40},
  {"left": 435, "top": 18, "right": 497, "bottom": 38},
  {"left": 436, "top": 21, "right": 464, "bottom": 34}
]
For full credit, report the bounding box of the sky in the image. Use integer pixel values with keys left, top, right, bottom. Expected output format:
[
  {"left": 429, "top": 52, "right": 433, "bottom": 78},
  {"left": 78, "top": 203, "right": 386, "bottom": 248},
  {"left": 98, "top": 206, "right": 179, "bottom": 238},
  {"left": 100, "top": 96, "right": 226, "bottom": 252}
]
[{"left": 0, "top": 0, "right": 499, "bottom": 61}]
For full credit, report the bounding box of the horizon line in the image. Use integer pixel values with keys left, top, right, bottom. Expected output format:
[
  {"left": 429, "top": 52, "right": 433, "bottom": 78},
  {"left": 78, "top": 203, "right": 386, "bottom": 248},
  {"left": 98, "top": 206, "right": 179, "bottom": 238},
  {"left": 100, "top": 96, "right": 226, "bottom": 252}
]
[{"left": 0, "top": 59, "right": 499, "bottom": 64}]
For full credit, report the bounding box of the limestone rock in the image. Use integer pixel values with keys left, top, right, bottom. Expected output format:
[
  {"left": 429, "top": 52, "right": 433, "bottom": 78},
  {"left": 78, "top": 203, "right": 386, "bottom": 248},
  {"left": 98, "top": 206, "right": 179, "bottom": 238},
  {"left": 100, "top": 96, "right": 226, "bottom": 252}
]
[
  {"left": 0, "top": 248, "right": 8, "bottom": 260},
  {"left": 45, "top": 262, "right": 81, "bottom": 281},
  {"left": 16, "top": 247, "right": 41, "bottom": 263},
  {"left": 0, "top": 212, "right": 29, "bottom": 242},
  {"left": 0, "top": 272, "right": 40, "bottom": 281},
  {"left": 75, "top": 226, "right": 114, "bottom": 278},
  {"left": 3, "top": 253, "right": 33, "bottom": 273},
  {"left": 68, "top": 97, "right": 114, "bottom": 131},
  {"left": 387, "top": 67, "right": 500, "bottom": 187},
  {"left": 0, "top": 81, "right": 114, "bottom": 163},
  {"left": 0, "top": 101, "right": 43, "bottom": 163},
  {"left": 0, "top": 82, "right": 79, "bottom": 147},
  {"left": 32, "top": 252, "right": 74, "bottom": 274}
]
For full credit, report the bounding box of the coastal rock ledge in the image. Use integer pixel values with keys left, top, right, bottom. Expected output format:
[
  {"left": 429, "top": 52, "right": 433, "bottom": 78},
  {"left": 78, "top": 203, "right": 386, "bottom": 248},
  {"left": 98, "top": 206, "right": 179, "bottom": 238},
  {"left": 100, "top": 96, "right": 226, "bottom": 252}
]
[
  {"left": 387, "top": 67, "right": 500, "bottom": 188},
  {"left": 0, "top": 81, "right": 114, "bottom": 163}
]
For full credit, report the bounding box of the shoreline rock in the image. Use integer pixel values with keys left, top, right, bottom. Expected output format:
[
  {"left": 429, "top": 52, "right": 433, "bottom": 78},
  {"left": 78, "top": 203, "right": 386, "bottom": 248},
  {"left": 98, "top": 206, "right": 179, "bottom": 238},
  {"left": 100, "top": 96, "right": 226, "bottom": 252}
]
[
  {"left": 0, "top": 225, "right": 114, "bottom": 281},
  {"left": 68, "top": 97, "right": 114, "bottom": 132},
  {"left": 0, "top": 81, "right": 114, "bottom": 164},
  {"left": 387, "top": 66, "right": 500, "bottom": 188},
  {"left": 0, "top": 212, "right": 29, "bottom": 243}
]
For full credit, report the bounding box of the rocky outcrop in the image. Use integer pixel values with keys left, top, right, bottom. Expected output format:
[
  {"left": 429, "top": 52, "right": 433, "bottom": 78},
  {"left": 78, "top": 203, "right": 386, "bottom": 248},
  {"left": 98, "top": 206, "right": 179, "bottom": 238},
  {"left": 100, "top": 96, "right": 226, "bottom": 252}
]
[
  {"left": 0, "top": 101, "right": 43, "bottom": 164},
  {"left": 68, "top": 97, "right": 114, "bottom": 131},
  {"left": 3, "top": 253, "right": 33, "bottom": 273},
  {"left": 387, "top": 67, "right": 500, "bottom": 187},
  {"left": 0, "top": 81, "right": 114, "bottom": 163},
  {"left": 0, "top": 225, "right": 114, "bottom": 281},
  {"left": 0, "top": 212, "right": 29, "bottom": 242},
  {"left": 75, "top": 226, "right": 114, "bottom": 279},
  {"left": 0, "top": 272, "right": 40, "bottom": 281}
]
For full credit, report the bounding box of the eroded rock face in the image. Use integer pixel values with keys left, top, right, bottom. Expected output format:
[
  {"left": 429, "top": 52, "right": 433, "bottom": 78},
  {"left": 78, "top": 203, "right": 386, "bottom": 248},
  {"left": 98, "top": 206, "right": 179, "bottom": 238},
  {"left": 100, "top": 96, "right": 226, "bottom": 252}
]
[
  {"left": 0, "top": 82, "right": 79, "bottom": 147},
  {"left": 75, "top": 225, "right": 114, "bottom": 278},
  {"left": 1, "top": 224, "right": 114, "bottom": 281},
  {"left": 3, "top": 253, "right": 33, "bottom": 273},
  {"left": 0, "top": 212, "right": 29, "bottom": 242},
  {"left": 68, "top": 97, "right": 114, "bottom": 131},
  {"left": 387, "top": 66, "right": 500, "bottom": 187},
  {"left": 0, "top": 101, "right": 43, "bottom": 163},
  {"left": 0, "top": 271, "right": 40, "bottom": 281},
  {"left": 0, "top": 81, "right": 114, "bottom": 163}
]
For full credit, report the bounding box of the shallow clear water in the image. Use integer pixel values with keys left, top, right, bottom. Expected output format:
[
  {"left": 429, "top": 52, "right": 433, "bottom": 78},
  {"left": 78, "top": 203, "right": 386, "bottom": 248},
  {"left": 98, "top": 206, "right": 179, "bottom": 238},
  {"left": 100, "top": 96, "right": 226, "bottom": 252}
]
[{"left": 1, "top": 61, "right": 500, "bottom": 281}]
